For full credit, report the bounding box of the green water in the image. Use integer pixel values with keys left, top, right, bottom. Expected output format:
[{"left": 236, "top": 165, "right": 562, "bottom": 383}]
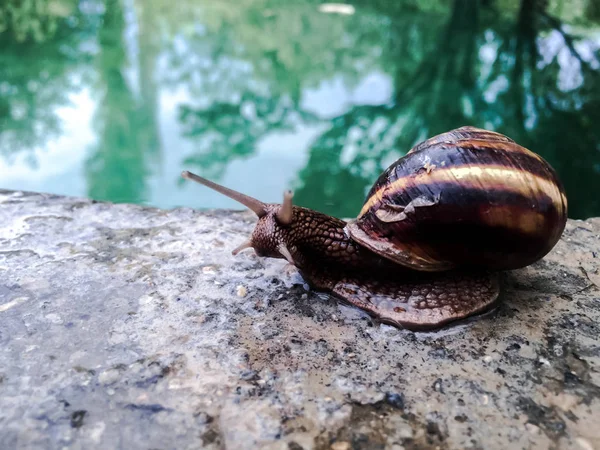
[{"left": 1, "top": 0, "right": 599, "bottom": 219}]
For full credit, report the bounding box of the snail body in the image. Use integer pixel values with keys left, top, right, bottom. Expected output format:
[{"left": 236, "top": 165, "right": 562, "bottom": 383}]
[{"left": 182, "top": 127, "right": 567, "bottom": 330}]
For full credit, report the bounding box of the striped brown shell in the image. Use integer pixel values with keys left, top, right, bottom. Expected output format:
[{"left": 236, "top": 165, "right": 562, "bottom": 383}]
[{"left": 345, "top": 126, "right": 568, "bottom": 272}]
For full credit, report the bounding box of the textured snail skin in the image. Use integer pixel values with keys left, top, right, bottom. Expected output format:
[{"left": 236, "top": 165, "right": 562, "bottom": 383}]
[
  {"left": 346, "top": 127, "right": 568, "bottom": 272},
  {"left": 329, "top": 271, "right": 500, "bottom": 330},
  {"left": 249, "top": 205, "right": 500, "bottom": 330}
]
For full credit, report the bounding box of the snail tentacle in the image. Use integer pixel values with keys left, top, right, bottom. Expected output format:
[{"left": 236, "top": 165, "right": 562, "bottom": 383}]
[
  {"left": 182, "top": 171, "right": 267, "bottom": 217},
  {"left": 232, "top": 240, "right": 253, "bottom": 255},
  {"left": 278, "top": 244, "right": 295, "bottom": 265},
  {"left": 276, "top": 190, "right": 294, "bottom": 225}
]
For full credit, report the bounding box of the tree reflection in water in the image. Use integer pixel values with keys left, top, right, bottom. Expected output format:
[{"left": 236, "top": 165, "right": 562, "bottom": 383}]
[
  {"left": 174, "top": 0, "right": 600, "bottom": 218},
  {"left": 0, "top": 0, "right": 598, "bottom": 218}
]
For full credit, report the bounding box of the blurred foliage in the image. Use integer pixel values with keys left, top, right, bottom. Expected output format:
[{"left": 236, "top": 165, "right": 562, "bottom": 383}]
[
  {"left": 84, "top": 0, "right": 160, "bottom": 203},
  {"left": 172, "top": 0, "right": 600, "bottom": 218},
  {"left": 0, "top": 0, "right": 76, "bottom": 42},
  {"left": 167, "top": 0, "right": 397, "bottom": 180},
  {"left": 0, "top": 0, "right": 598, "bottom": 217},
  {"left": 0, "top": 0, "right": 99, "bottom": 160},
  {"left": 170, "top": 0, "right": 451, "bottom": 186}
]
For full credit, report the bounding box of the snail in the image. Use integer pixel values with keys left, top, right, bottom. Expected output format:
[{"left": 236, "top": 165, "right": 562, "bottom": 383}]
[{"left": 182, "top": 127, "right": 567, "bottom": 330}]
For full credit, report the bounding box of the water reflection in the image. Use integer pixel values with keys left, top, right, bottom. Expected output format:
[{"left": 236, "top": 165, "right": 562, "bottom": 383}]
[
  {"left": 0, "top": 0, "right": 598, "bottom": 218},
  {"left": 85, "top": 0, "right": 159, "bottom": 204}
]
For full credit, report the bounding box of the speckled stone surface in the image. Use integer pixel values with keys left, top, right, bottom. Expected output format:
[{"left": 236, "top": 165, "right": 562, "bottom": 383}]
[{"left": 1, "top": 190, "right": 599, "bottom": 450}]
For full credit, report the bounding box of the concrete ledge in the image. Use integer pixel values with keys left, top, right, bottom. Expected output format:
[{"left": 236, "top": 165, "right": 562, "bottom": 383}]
[{"left": 1, "top": 190, "right": 599, "bottom": 449}]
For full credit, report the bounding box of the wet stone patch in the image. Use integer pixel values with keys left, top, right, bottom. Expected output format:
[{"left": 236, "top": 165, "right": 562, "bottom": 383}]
[{"left": 0, "top": 190, "right": 599, "bottom": 450}]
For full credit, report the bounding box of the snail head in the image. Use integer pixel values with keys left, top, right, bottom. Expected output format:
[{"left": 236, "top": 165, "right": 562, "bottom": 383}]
[{"left": 181, "top": 171, "right": 297, "bottom": 265}]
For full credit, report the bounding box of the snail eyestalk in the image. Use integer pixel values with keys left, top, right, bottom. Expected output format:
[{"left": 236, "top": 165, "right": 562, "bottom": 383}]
[
  {"left": 276, "top": 190, "right": 294, "bottom": 225},
  {"left": 181, "top": 171, "right": 267, "bottom": 217},
  {"left": 232, "top": 240, "right": 253, "bottom": 255}
]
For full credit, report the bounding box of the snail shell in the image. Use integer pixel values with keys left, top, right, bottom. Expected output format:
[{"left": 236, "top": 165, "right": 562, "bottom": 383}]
[{"left": 346, "top": 127, "right": 568, "bottom": 272}]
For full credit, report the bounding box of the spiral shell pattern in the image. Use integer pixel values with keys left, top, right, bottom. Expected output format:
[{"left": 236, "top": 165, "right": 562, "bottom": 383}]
[{"left": 345, "top": 127, "right": 568, "bottom": 271}]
